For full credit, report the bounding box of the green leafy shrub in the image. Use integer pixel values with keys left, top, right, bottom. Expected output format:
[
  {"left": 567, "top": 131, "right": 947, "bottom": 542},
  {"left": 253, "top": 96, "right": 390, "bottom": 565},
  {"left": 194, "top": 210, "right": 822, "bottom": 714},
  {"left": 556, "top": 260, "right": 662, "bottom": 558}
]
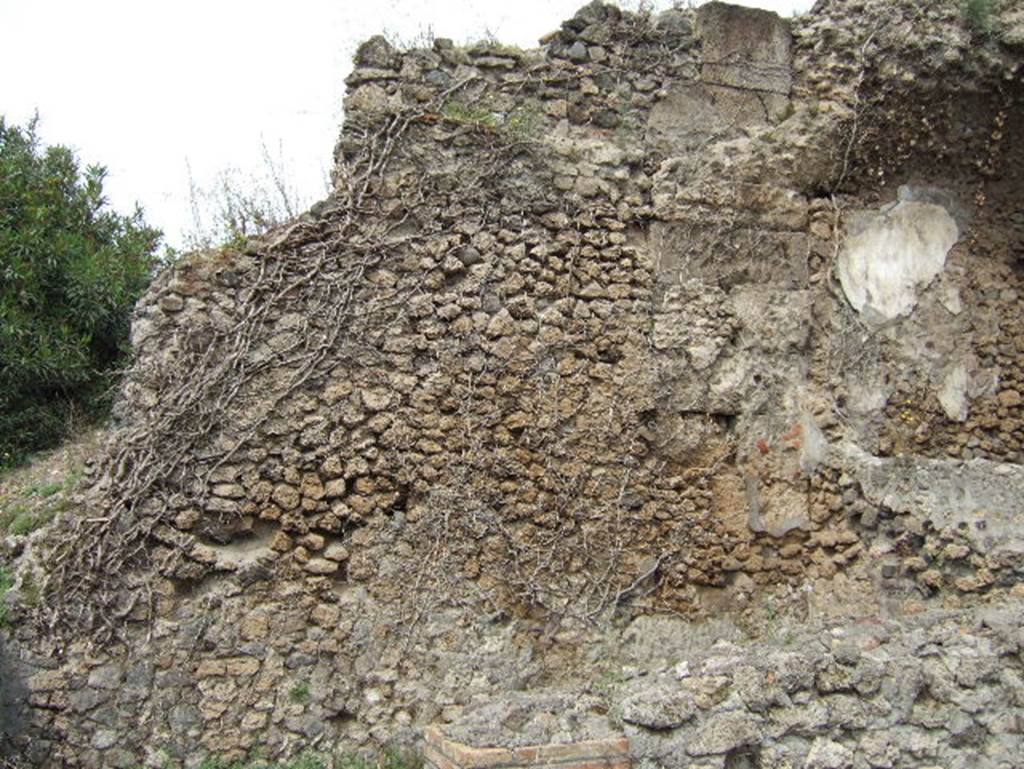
[{"left": 0, "top": 116, "right": 161, "bottom": 467}]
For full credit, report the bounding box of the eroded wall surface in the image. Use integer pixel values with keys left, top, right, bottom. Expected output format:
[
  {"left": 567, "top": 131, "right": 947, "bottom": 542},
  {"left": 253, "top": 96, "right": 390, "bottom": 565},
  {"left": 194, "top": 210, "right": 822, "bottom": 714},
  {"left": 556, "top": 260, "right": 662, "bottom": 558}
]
[{"left": 1, "top": 1, "right": 1023, "bottom": 767}]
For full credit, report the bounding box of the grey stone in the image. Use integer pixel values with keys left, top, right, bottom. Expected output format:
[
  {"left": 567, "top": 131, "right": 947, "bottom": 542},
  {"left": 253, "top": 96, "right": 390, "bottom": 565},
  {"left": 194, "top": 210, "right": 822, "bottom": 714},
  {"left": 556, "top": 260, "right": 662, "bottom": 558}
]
[
  {"left": 458, "top": 246, "right": 483, "bottom": 266},
  {"left": 424, "top": 69, "right": 452, "bottom": 87},
  {"left": 1003, "top": 18, "right": 1024, "bottom": 48},
  {"left": 646, "top": 84, "right": 734, "bottom": 152},
  {"left": 286, "top": 714, "right": 326, "bottom": 739},
  {"left": 804, "top": 737, "right": 854, "bottom": 769},
  {"left": 238, "top": 642, "right": 268, "bottom": 657},
  {"left": 733, "top": 666, "right": 785, "bottom": 712},
  {"left": 205, "top": 496, "right": 239, "bottom": 514},
  {"left": 345, "top": 67, "right": 400, "bottom": 86},
  {"left": 212, "top": 483, "right": 244, "bottom": 499},
  {"left": 656, "top": 8, "right": 693, "bottom": 37},
  {"left": 443, "top": 690, "right": 618, "bottom": 748},
  {"left": 619, "top": 684, "right": 697, "bottom": 729},
  {"left": 566, "top": 0, "right": 611, "bottom": 31},
  {"left": 686, "top": 711, "right": 762, "bottom": 756},
  {"left": 344, "top": 83, "right": 397, "bottom": 114},
  {"left": 767, "top": 700, "right": 829, "bottom": 738},
  {"left": 91, "top": 729, "right": 119, "bottom": 750},
  {"left": 86, "top": 664, "right": 123, "bottom": 690},
  {"left": 474, "top": 56, "right": 517, "bottom": 70},
  {"left": 354, "top": 35, "right": 397, "bottom": 69},
  {"left": 567, "top": 41, "right": 590, "bottom": 62},
  {"left": 286, "top": 653, "right": 317, "bottom": 669},
  {"left": 764, "top": 650, "right": 817, "bottom": 693},
  {"left": 69, "top": 689, "right": 104, "bottom": 713},
  {"left": 837, "top": 445, "right": 1024, "bottom": 570},
  {"left": 822, "top": 694, "right": 871, "bottom": 730}
]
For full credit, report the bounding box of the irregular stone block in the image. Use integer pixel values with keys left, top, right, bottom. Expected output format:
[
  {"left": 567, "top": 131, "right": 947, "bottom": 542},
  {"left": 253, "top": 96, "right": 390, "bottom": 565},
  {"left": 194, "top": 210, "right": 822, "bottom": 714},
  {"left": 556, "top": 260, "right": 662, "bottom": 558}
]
[
  {"left": 324, "top": 542, "right": 350, "bottom": 562},
  {"left": 86, "top": 664, "right": 123, "bottom": 690},
  {"left": 211, "top": 483, "right": 244, "bottom": 499},
  {"left": 304, "top": 558, "right": 340, "bottom": 575},
  {"left": 685, "top": 711, "right": 762, "bottom": 756},
  {"left": 271, "top": 484, "right": 300, "bottom": 511},
  {"left": 837, "top": 444, "right": 1024, "bottom": 568},
  {"left": 696, "top": 2, "right": 792, "bottom": 95},
  {"left": 645, "top": 85, "right": 723, "bottom": 152},
  {"left": 804, "top": 737, "right": 854, "bottom": 769},
  {"left": 619, "top": 685, "right": 697, "bottom": 730},
  {"left": 159, "top": 294, "right": 184, "bottom": 312},
  {"left": 650, "top": 222, "right": 809, "bottom": 289},
  {"left": 651, "top": 282, "right": 733, "bottom": 364}
]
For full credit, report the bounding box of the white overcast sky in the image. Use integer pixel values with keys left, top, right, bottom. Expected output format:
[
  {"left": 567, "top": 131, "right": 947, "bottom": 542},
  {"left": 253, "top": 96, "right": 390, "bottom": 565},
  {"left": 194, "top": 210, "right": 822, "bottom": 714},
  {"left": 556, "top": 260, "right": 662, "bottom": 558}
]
[{"left": 1, "top": 0, "right": 813, "bottom": 249}]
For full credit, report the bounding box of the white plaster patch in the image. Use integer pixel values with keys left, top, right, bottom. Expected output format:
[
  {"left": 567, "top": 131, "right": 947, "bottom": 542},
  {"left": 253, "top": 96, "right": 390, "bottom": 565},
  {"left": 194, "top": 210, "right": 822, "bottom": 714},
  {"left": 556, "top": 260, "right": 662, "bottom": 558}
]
[{"left": 838, "top": 201, "right": 959, "bottom": 321}]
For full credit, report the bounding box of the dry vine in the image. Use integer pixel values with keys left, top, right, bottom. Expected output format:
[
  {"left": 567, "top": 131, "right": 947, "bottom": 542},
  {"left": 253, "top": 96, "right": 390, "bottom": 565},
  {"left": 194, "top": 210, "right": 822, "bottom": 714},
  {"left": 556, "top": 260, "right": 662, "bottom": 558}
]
[{"left": 34, "top": 80, "right": 491, "bottom": 646}]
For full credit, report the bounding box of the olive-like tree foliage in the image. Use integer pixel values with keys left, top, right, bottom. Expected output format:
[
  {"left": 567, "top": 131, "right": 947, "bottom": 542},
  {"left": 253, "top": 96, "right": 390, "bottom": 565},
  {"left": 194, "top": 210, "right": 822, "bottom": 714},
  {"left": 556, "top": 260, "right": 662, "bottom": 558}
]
[{"left": 0, "top": 117, "right": 161, "bottom": 467}]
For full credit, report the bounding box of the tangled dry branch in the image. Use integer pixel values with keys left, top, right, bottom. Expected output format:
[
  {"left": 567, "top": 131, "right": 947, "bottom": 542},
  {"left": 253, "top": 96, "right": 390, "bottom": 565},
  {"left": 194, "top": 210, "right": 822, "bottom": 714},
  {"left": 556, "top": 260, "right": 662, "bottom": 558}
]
[{"left": 34, "top": 82, "right": 500, "bottom": 646}]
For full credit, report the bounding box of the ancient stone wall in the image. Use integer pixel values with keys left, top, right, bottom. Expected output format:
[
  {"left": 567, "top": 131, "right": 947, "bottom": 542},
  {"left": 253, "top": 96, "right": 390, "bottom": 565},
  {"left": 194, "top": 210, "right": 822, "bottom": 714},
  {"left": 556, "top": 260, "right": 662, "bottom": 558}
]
[
  {"left": 430, "top": 600, "right": 1024, "bottom": 769},
  {"left": 1, "top": 1, "right": 1022, "bottom": 767}
]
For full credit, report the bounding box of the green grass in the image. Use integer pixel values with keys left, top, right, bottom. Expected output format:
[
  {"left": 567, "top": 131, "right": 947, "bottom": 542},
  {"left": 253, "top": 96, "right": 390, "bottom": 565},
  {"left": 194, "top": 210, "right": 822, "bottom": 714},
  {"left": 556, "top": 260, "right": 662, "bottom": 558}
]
[
  {"left": 23, "top": 479, "right": 64, "bottom": 498},
  {"left": 504, "top": 105, "right": 540, "bottom": 139},
  {"left": 0, "top": 465, "right": 77, "bottom": 536},
  {"left": 0, "top": 501, "right": 29, "bottom": 532},
  {"left": 8, "top": 512, "right": 39, "bottom": 536},
  {"left": 468, "top": 40, "right": 525, "bottom": 58},
  {"left": 442, "top": 100, "right": 500, "bottom": 131},
  {"left": 193, "top": 748, "right": 421, "bottom": 769},
  {"left": 199, "top": 753, "right": 325, "bottom": 769},
  {"left": 2, "top": 505, "right": 59, "bottom": 537},
  {"left": 345, "top": 748, "right": 422, "bottom": 769},
  {"left": 441, "top": 99, "right": 540, "bottom": 140},
  {"left": 289, "top": 681, "right": 311, "bottom": 703}
]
